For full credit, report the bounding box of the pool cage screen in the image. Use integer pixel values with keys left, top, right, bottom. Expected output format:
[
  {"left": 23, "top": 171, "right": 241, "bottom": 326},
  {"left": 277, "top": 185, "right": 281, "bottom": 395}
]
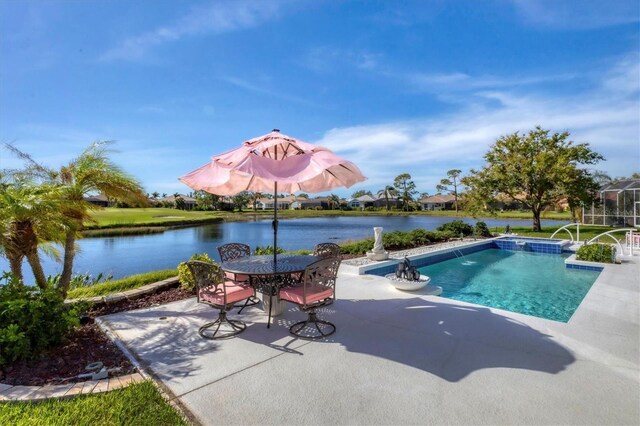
[{"left": 582, "top": 179, "right": 640, "bottom": 227}]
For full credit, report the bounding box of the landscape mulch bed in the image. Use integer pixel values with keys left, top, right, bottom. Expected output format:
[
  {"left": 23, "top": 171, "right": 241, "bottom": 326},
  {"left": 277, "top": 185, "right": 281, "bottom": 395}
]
[{"left": 1, "top": 286, "right": 195, "bottom": 387}]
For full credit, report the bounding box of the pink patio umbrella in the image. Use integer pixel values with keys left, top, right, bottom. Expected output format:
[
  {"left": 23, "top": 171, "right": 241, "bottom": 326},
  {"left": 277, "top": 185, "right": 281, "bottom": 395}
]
[{"left": 179, "top": 129, "right": 367, "bottom": 263}]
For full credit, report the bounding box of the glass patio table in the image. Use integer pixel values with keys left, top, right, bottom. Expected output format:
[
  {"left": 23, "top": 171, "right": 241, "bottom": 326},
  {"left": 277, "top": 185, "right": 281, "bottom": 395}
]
[{"left": 221, "top": 254, "right": 321, "bottom": 328}]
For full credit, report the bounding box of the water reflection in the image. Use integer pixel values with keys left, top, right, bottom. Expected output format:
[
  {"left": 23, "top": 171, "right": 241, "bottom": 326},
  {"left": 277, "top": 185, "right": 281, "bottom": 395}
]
[{"left": 2, "top": 215, "right": 568, "bottom": 282}]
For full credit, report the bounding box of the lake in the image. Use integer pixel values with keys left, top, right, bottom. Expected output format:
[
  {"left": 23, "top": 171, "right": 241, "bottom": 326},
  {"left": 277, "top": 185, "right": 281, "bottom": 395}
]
[{"left": 1, "top": 215, "right": 568, "bottom": 281}]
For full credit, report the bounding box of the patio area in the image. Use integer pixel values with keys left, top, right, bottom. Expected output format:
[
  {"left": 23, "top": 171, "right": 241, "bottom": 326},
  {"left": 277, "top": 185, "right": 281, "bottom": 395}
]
[{"left": 99, "top": 252, "right": 640, "bottom": 425}]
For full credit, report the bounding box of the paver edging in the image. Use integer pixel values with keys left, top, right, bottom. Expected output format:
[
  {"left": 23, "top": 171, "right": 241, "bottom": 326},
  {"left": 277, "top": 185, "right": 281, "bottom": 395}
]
[
  {"left": 0, "top": 373, "right": 145, "bottom": 402},
  {"left": 64, "top": 276, "right": 180, "bottom": 306}
]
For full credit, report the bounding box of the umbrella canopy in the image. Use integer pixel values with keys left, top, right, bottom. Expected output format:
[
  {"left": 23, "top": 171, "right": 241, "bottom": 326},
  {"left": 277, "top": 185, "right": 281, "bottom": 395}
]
[
  {"left": 179, "top": 129, "right": 367, "bottom": 259},
  {"left": 179, "top": 129, "right": 366, "bottom": 195}
]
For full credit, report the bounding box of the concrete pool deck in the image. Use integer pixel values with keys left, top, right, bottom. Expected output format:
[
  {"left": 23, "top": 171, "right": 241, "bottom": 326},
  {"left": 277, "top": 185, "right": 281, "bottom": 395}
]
[{"left": 100, "top": 251, "right": 639, "bottom": 425}]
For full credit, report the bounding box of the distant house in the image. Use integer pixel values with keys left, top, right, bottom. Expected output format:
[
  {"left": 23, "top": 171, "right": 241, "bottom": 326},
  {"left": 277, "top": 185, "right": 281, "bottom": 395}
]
[
  {"left": 372, "top": 196, "right": 402, "bottom": 209},
  {"left": 255, "top": 195, "right": 298, "bottom": 210},
  {"left": 420, "top": 194, "right": 456, "bottom": 211},
  {"left": 84, "top": 194, "right": 112, "bottom": 207},
  {"left": 301, "top": 196, "right": 330, "bottom": 210},
  {"left": 347, "top": 195, "right": 375, "bottom": 209},
  {"left": 159, "top": 194, "right": 197, "bottom": 210}
]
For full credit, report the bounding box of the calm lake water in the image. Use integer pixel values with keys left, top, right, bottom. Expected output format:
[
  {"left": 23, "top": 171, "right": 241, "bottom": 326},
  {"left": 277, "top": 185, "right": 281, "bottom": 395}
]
[{"left": 2, "top": 215, "right": 568, "bottom": 281}]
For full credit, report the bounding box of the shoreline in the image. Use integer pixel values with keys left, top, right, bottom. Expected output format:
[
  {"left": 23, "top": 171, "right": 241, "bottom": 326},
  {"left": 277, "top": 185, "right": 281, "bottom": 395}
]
[{"left": 82, "top": 209, "right": 572, "bottom": 237}]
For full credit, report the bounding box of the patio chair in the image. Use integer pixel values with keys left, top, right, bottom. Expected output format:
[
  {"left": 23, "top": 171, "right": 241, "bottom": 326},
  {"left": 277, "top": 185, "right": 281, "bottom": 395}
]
[
  {"left": 187, "top": 260, "right": 254, "bottom": 339},
  {"left": 218, "top": 242, "right": 259, "bottom": 312},
  {"left": 279, "top": 257, "right": 341, "bottom": 339},
  {"left": 313, "top": 242, "right": 341, "bottom": 259}
]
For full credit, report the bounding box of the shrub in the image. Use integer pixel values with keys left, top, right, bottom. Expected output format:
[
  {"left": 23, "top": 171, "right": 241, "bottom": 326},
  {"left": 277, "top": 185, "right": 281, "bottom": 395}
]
[
  {"left": 382, "top": 231, "right": 411, "bottom": 250},
  {"left": 576, "top": 243, "right": 616, "bottom": 263},
  {"left": 474, "top": 221, "right": 492, "bottom": 237},
  {"left": 177, "top": 253, "right": 214, "bottom": 291},
  {"left": 48, "top": 272, "right": 114, "bottom": 291},
  {"left": 0, "top": 272, "right": 82, "bottom": 366},
  {"left": 340, "top": 239, "right": 374, "bottom": 255},
  {"left": 409, "top": 228, "right": 432, "bottom": 245},
  {"left": 437, "top": 220, "right": 473, "bottom": 237},
  {"left": 433, "top": 230, "right": 456, "bottom": 242},
  {"left": 66, "top": 269, "right": 177, "bottom": 299},
  {"left": 254, "top": 245, "right": 286, "bottom": 255}
]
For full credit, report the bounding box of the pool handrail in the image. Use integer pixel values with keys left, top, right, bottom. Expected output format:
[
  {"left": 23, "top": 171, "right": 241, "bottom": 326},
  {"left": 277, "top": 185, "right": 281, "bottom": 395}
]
[
  {"left": 550, "top": 223, "right": 580, "bottom": 242},
  {"left": 586, "top": 228, "right": 636, "bottom": 257}
]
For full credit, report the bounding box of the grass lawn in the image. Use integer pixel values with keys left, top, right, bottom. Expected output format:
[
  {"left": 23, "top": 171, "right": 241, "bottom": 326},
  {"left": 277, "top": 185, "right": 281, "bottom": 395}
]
[
  {"left": 0, "top": 381, "right": 187, "bottom": 426},
  {"left": 88, "top": 207, "right": 572, "bottom": 229},
  {"left": 66, "top": 269, "right": 178, "bottom": 299},
  {"left": 87, "top": 208, "right": 232, "bottom": 228},
  {"left": 501, "top": 225, "right": 623, "bottom": 243}
]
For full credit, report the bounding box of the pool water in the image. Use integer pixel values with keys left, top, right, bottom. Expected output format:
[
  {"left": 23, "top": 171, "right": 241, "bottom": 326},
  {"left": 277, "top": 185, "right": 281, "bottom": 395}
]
[{"left": 417, "top": 248, "right": 600, "bottom": 322}]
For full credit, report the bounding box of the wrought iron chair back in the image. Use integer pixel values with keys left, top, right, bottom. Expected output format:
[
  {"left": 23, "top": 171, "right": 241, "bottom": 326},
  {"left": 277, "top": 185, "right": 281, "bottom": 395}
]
[
  {"left": 301, "top": 257, "right": 341, "bottom": 308},
  {"left": 313, "top": 242, "right": 341, "bottom": 259},
  {"left": 279, "top": 256, "right": 341, "bottom": 339},
  {"left": 218, "top": 243, "right": 251, "bottom": 262},
  {"left": 217, "top": 243, "right": 258, "bottom": 312},
  {"left": 187, "top": 260, "right": 228, "bottom": 307},
  {"left": 186, "top": 260, "right": 252, "bottom": 339}
]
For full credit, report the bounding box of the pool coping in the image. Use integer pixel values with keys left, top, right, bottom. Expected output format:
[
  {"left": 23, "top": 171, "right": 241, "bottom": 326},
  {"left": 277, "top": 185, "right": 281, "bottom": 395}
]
[{"left": 341, "top": 238, "right": 493, "bottom": 275}]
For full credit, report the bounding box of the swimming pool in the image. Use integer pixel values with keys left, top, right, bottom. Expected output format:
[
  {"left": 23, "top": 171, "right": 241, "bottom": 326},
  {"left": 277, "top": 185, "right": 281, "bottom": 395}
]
[{"left": 415, "top": 248, "right": 600, "bottom": 322}]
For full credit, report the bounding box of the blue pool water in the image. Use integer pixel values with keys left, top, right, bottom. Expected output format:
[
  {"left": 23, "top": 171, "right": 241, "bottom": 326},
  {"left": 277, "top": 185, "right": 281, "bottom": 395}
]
[{"left": 417, "top": 249, "right": 600, "bottom": 322}]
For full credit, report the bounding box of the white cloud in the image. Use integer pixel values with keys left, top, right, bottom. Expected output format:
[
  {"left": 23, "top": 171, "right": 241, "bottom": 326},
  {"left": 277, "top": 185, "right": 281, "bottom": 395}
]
[
  {"left": 300, "top": 47, "right": 381, "bottom": 73},
  {"left": 407, "top": 72, "right": 576, "bottom": 93},
  {"left": 315, "top": 54, "right": 640, "bottom": 193},
  {"left": 510, "top": 0, "right": 639, "bottom": 30},
  {"left": 100, "top": 0, "right": 287, "bottom": 62},
  {"left": 219, "top": 75, "right": 322, "bottom": 107}
]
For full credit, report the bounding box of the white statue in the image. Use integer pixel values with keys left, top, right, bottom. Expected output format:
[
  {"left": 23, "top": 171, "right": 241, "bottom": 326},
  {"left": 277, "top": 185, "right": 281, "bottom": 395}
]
[{"left": 366, "top": 226, "right": 389, "bottom": 261}]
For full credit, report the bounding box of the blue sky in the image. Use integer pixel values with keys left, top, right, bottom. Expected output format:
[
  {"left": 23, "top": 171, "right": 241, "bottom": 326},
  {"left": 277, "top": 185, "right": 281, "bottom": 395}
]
[{"left": 1, "top": 0, "right": 639, "bottom": 198}]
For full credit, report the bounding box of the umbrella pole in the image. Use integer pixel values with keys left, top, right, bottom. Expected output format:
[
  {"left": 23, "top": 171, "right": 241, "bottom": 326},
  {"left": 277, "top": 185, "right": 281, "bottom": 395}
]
[
  {"left": 273, "top": 182, "right": 278, "bottom": 266},
  {"left": 269, "top": 182, "right": 279, "bottom": 329}
]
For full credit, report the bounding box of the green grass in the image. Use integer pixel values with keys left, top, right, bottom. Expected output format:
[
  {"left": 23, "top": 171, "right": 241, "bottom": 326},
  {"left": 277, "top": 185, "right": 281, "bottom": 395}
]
[
  {"left": 88, "top": 207, "right": 571, "bottom": 230},
  {"left": 493, "top": 225, "right": 623, "bottom": 243},
  {"left": 82, "top": 226, "right": 168, "bottom": 238},
  {"left": 86, "top": 208, "right": 229, "bottom": 229},
  {"left": 66, "top": 269, "right": 178, "bottom": 299},
  {"left": 0, "top": 381, "right": 187, "bottom": 426}
]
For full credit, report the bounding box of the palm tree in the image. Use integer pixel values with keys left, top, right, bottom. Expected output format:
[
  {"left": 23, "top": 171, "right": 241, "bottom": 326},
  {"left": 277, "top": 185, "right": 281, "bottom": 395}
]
[
  {"left": 328, "top": 194, "right": 341, "bottom": 210},
  {"left": 377, "top": 185, "right": 397, "bottom": 211},
  {"left": 52, "top": 142, "right": 147, "bottom": 295},
  {"left": 151, "top": 191, "right": 160, "bottom": 199},
  {"left": 0, "top": 179, "right": 66, "bottom": 288},
  {"left": 250, "top": 192, "right": 264, "bottom": 211}
]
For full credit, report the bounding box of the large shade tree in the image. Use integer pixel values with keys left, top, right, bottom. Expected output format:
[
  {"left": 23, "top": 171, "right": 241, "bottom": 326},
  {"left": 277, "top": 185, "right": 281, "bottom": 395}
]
[
  {"left": 436, "top": 169, "right": 463, "bottom": 212},
  {"left": 393, "top": 173, "right": 417, "bottom": 212},
  {"left": 462, "top": 126, "right": 604, "bottom": 231}
]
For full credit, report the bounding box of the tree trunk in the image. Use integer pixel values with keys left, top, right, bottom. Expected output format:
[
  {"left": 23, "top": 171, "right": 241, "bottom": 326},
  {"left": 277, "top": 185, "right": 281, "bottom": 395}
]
[
  {"left": 532, "top": 208, "right": 542, "bottom": 232},
  {"left": 59, "top": 231, "right": 76, "bottom": 297},
  {"left": 6, "top": 249, "right": 24, "bottom": 284},
  {"left": 569, "top": 206, "right": 577, "bottom": 223},
  {"left": 26, "top": 250, "right": 48, "bottom": 290},
  {"left": 454, "top": 192, "right": 458, "bottom": 212}
]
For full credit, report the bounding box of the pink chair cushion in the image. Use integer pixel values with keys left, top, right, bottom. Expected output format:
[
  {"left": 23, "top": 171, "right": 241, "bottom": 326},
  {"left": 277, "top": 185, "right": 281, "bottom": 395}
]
[
  {"left": 199, "top": 282, "right": 253, "bottom": 306},
  {"left": 224, "top": 271, "right": 250, "bottom": 283},
  {"left": 280, "top": 284, "right": 333, "bottom": 306}
]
